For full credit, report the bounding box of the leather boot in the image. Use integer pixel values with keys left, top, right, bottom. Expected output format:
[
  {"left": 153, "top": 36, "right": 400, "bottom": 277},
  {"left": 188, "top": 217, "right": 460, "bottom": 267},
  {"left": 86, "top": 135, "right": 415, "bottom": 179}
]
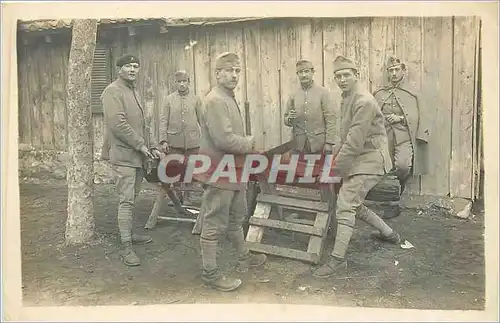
[
  {"left": 312, "top": 255, "right": 347, "bottom": 279},
  {"left": 132, "top": 233, "right": 152, "bottom": 245},
  {"left": 237, "top": 252, "right": 267, "bottom": 273},
  {"left": 371, "top": 231, "right": 401, "bottom": 244},
  {"left": 200, "top": 238, "right": 242, "bottom": 291},
  {"left": 201, "top": 268, "right": 242, "bottom": 292},
  {"left": 120, "top": 242, "right": 140, "bottom": 266}
]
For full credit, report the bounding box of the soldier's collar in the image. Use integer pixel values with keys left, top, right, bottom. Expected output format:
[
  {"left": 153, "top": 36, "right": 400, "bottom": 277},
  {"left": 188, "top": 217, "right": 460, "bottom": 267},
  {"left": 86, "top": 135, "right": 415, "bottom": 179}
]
[
  {"left": 341, "top": 82, "right": 361, "bottom": 98},
  {"left": 117, "top": 77, "right": 136, "bottom": 89},
  {"left": 300, "top": 80, "right": 314, "bottom": 90},
  {"left": 217, "top": 84, "right": 236, "bottom": 97},
  {"left": 178, "top": 88, "right": 190, "bottom": 96}
]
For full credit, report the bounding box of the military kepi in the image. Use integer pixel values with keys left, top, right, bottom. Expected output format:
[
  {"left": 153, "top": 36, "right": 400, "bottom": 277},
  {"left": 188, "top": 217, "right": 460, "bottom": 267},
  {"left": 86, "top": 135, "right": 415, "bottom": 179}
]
[
  {"left": 296, "top": 59, "right": 314, "bottom": 72},
  {"left": 215, "top": 52, "right": 240, "bottom": 69},
  {"left": 333, "top": 55, "right": 357, "bottom": 73},
  {"left": 386, "top": 55, "right": 405, "bottom": 69},
  {"left": 116, "top": 54, "right": 140, "bottom": 67},
  {"left": 174, "top": 70, "right": 189, "bottom": 81}
]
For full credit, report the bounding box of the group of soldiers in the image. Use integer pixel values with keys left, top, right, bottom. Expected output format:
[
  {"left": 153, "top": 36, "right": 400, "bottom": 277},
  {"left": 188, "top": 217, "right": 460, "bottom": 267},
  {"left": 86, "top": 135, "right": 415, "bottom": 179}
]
[{"left": 101, "top": 50, "right": 430, "bottom": 292}]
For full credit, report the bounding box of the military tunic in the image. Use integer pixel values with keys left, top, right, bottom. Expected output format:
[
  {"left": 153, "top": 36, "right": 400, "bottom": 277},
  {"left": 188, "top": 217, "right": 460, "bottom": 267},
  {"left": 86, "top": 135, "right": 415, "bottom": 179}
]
[
  {"left": 160, "top": 90, "right": 202, "bottom": 150},
  {"left": 102, "top": 77, "right": 156, "bottom": 244},
  {"left": 284, "top": 81, "right": 337, "bottom": 153},
  {"left": 329, "top": 83, "right": 394, "bottom": 259},
  {"left": 373, "top": 83, "right": 431, "bottom": 177},
  {"left": 377, "top": 88, "right": 413, "bottom": 181}
]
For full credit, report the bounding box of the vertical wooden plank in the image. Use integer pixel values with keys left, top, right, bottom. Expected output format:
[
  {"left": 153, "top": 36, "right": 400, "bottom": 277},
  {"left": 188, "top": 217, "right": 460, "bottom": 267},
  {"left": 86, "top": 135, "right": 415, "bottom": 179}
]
[
  {"left": 209, "top": 26, "right": 229, "bottom": 89},
  {"left": 243, "top": 23, "right": 265, "bottom": 150},
  {"left": 17, "top": 43, "right": 32, "bottom": 146},
  {"left": 297, "top": 18, "right": 324, "bottom": 86},
  {"left": 51, "top": 43, "right": 68, "bottom": 150},
  {"left": 323, "top": 18, "right": 346, "bottom": 140},
  {"left": 395, "top": 17, "right": 423, "bottom": 195},
  {"left": 156, "top": 36, "right": 169, "bottom": 142},
  {"left": 61, "top": 43, "right": 70, "bottom": 148},
  {"left": 420, "top": 17, "right": 453, "bottom": 196},
  {"left": 369, "top": 17, "right": 396, "bottom": 91},
  {"left": 450, "top": 17, "right": 479, "bottom": 199},
  {"left": 142, "top": 38, "right": 157, "bottom": 146},
  {"left": 226, "top": 25, "right": 247, "bottom": 120},
  {"left": 471, "top": 19, "right": 482, "bottom": 200},
  {"left": 345, "top": 17, "right": 371, "bottom": 91},
  {"left": 279, "top": 19, "right": 301, "bottom": 145},
  {"left": 193, "top": 29, "right": 212, "bottom": 98},
  {"left": 38, "top": 44, "right": 55, "bottom": 149},
  {"left": 259, "top": 23, "right": 281, "bottom": 150},
  {"left": 27, "top": 44, "right": 42, "bottom": 148}
]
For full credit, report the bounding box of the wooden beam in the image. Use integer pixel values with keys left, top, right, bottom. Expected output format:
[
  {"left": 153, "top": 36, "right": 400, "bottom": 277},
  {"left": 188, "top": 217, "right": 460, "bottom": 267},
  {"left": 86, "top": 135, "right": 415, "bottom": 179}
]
[
  {"left": 307, "top": 212, "right": 331, "bottom": 256},
  {"left": 257, "top": 194, "right": 329, "bottom": 213},
  {"left": 246, "top": 202, "right": 272, "bottom": 243},
  {"left": 246, "top": 242, "right": 320, "bottom": 264},
  {"left": 248, "top": 217, "right": 324, "bottom": 237}
]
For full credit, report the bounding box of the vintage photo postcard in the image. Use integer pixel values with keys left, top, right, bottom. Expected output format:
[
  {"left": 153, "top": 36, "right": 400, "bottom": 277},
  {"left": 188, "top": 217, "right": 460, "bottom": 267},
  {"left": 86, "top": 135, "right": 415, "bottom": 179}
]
[{"left": 2, "top": 1, "right": 498, "bottom": 322}]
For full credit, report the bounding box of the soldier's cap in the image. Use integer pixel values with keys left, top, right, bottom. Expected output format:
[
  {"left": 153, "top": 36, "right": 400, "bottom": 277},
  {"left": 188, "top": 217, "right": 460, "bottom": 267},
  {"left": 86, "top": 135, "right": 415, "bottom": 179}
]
[
  {"left": 174, "top": 70, "right": 190, "bottom": 81},
  {"left": 296, "top": 59, "right": 314, "bottom": 72},
  {"left": 215, "top": 52, "right": 241, "bottom": 69},
  {"left": 333, "top": 55, "right": 357, "bottom": 73},
  {"left": 386, "top": 56, "right": 406, "bottom": 69},
  {"left": 116, "top": 54, "right": 140, "bottom": 67}
]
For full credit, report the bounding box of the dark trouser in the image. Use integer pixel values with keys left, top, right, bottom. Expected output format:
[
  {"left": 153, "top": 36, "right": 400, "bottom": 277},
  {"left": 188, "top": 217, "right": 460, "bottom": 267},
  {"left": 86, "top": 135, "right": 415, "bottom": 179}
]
[
  {"left": 113, "top": 165, "right": 144, "bottom": 244},
  {"left": 199, "top": 185, "right": 250, "bottom": 273},
  {"left": 331, "top": 174, "right": 394, "bottom": 259}
]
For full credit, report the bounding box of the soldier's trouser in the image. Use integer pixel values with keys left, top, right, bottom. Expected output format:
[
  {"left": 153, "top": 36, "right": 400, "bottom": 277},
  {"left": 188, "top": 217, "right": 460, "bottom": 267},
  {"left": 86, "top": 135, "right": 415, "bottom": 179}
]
[
  {"left": 200, "top": 186, "right": 249, "bottom": 272},
  {"left": 331, "top": 174, "right": 394, "bottom": 259},
  {"left": 113, "top": 165, "right": 144, "bottom": 244},
  {"left": 388, "top": 137, "right": 413, "bottom": 182}
]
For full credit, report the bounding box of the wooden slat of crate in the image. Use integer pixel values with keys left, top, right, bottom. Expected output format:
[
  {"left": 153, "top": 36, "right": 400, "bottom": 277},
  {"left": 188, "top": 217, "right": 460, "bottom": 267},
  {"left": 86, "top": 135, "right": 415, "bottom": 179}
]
[
  {"left": 248, "top": 217, "right": 324, "bottom": 236},
  {"left": 246, "top": 241, "right": 320, "bottom": 264},
  {"left": 306, "top": 211, "right": 330, "bottom": 257},
  {"left": 246, "top": 202, "right": 272, "bottom": 243},
  {"left": 257, "top": 194, "right": 329, "bottom": 213}
]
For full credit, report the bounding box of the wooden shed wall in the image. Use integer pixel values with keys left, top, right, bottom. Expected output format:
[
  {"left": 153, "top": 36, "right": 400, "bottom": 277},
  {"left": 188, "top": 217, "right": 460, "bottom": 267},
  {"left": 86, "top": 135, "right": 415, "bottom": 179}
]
[{"left": 16, "top": 17, "right": 482, "bottom": 199}]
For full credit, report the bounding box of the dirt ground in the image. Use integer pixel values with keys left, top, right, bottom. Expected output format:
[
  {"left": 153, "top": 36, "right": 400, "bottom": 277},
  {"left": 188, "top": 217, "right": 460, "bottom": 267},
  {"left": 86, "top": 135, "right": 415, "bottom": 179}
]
[{"left": 19, "top": 178, "right": 485, "bottom": 310}]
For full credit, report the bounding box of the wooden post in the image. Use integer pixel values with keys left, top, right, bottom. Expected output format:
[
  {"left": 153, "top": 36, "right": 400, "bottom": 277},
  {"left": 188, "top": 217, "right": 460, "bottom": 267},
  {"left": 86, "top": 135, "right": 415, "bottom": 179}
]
[{"left": 65, "top": 19, "right": 98, "bottom": 245}]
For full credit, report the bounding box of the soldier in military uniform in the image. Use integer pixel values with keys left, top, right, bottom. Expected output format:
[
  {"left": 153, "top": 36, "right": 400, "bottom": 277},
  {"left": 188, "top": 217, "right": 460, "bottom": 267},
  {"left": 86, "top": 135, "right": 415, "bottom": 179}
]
[
  {"left": 283, "top": 59, "right": 337, "bottom": 206},
  {"left": 373, "top": 56, "right": 431, "bottom": 193},
  {"left": 193, "top": 52, "right": 267, "bottom": 292},
  {"left": 159, "top": 70, "right": 203, "bottom": 205},
  {"left": 102, "top": 54, "right": 162, "bottom": 267},
  {"left": 284, "top": 59, "right": 337, "bottom": 155},
  {"left": 313, "top": 56, "right": 402, "bottom": 279}
]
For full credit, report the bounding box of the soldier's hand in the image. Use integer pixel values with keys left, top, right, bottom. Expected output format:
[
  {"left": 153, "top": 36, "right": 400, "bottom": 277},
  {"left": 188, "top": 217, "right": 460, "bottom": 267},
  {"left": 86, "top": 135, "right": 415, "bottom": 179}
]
[
  {"left": 386, "top": 114, "right": 400, "bottom": 124},
  {"left": 151, "top": 148, "right": 162, "bottom": 159},
  {"left": 140, "top": 145, "right": 154, "bottom": 159},
  {"left": 323, "top": 143, "right": 333, "bottom": 153},
  {"left": 287, "top": 110, "right": 297, "bottom": 120},
  {"left": 161, "top": 141, "right": 170, "bottom": 154}
]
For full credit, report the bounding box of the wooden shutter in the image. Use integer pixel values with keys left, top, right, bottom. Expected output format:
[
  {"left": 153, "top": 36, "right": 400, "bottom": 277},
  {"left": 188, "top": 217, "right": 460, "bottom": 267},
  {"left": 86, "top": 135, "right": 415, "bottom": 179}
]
[{"left": 91, "top": 44, "right": 111, "bottom": 114}]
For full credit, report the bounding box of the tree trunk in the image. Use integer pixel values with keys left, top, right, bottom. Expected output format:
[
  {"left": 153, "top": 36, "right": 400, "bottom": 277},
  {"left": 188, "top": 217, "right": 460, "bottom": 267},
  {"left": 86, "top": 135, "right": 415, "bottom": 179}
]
[{"left": 65, "top": 19, "right": 98, "bottom": 245}]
